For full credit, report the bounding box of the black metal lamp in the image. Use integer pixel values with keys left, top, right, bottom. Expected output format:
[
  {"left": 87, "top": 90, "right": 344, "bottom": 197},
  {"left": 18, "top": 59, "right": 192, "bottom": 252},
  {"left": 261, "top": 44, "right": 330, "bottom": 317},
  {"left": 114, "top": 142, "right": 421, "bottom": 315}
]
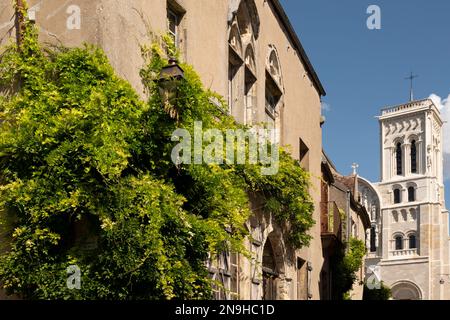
[
  {"left": 159, "top": 58, "right": 185, "bottom": 81},
  {"left": 157, "top": 58, "right": 185, "bottom": 120}
]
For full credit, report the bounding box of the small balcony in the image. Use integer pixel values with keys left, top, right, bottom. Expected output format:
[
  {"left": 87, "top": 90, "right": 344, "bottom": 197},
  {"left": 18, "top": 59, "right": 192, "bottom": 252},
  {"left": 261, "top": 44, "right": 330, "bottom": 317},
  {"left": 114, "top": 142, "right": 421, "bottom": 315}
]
[
  {"left": 389, "top": 248, "right": 418, "bottom": 258},
  {"left": 321, "top": 201, "right": 342, "bottom": 249},
  {"left": 389, "top": 237, "right": 419, "bottom": 258}
]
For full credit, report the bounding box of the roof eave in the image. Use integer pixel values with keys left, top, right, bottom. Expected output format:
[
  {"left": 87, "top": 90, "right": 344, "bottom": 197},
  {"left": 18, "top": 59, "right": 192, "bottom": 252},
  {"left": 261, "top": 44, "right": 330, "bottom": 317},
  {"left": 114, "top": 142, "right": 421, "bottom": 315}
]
[{"left": 270, "top": 0, "right": 326, "bottom": 97}]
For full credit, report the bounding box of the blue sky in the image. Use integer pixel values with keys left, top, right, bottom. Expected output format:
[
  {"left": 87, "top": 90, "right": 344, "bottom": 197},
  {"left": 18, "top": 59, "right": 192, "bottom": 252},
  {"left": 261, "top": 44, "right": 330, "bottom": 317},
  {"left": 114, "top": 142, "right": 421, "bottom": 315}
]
[{"left": 281, "top": 0, "right": 450, "bottom": 206}]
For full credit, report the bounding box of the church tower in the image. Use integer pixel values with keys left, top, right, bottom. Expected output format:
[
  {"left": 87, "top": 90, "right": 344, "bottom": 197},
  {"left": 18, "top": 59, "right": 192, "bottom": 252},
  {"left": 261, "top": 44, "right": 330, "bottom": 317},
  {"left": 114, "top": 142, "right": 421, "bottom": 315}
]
[{"left": 362, "top": 99, "right": 450, "bottom": 300}]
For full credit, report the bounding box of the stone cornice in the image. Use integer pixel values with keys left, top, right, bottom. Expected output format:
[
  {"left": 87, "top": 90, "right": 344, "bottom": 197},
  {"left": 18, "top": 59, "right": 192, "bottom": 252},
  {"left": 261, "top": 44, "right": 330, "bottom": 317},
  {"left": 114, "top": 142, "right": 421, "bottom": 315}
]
[
  {"left": 378, "top": 99, "right": 442, "bottom": 125},
  {"left": 380, "top": 256, "right": 429, "bottom": 266}
]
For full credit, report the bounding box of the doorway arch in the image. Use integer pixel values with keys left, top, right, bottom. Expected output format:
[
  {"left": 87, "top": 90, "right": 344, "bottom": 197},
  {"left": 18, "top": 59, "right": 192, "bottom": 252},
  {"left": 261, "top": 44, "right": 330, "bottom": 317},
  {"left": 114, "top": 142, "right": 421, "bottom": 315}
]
[
  {"left": 391, "top": 281, "right": 422, "bottom": 300},
  {"left": 262, "top": 238, "right": 278, "bottom": 300}
]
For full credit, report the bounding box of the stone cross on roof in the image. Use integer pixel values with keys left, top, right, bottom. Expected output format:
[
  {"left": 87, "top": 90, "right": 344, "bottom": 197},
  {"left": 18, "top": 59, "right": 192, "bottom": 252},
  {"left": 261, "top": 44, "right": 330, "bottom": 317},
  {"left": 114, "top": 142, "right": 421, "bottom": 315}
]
[
  {"left": 352, "top": 163, "right": 359, "bottom": 175},
  {"left": 405, "top": 72, "right": 419, "bottom": 102}
]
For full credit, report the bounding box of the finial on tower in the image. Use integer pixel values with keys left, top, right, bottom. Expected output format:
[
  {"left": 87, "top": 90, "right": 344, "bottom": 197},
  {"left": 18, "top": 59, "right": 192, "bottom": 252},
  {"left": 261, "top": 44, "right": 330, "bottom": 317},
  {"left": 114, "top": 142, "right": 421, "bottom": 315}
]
[
  {"left": 405, "top": 72, "right": 419, "bottom": 102},
  {"left": 352, "top": 163, "right": 359, "bottom": 175}
]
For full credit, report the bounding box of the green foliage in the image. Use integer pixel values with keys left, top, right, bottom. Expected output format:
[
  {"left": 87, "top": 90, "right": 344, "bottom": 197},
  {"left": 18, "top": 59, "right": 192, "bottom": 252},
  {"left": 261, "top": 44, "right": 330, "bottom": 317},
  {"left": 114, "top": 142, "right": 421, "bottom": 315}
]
[
  {"left": 363, "top": 282, "right": 392, "bottom": 300},
  {"left": 332, "top": 238, "right": 366, "bottom": 300},
  {"left": 140, "top": 42, "right": 315, "bottom": 248},
  {"left": 0, "top": 8, "right": 315, "bottom": 299}
]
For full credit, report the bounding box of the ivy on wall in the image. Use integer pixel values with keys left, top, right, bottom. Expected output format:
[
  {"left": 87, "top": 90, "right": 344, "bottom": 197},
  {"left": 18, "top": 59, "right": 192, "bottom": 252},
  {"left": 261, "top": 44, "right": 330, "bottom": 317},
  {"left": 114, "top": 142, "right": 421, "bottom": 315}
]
[
  {"left": 0, "top": 1, "right": 315, "bottom": 299},
  {"left": 332, "top": 237, "right": 367, "bottom": 300}
]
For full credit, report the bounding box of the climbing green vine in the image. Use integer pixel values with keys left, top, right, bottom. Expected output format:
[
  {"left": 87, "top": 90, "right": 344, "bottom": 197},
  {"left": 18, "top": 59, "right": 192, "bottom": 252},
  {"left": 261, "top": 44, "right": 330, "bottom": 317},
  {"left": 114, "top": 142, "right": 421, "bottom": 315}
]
[
  {"left": 332, "top": 237, "right": 367, "bottom": 300},
  {"left": 0, "top": 2, "right": 314, "bottom": 299}
]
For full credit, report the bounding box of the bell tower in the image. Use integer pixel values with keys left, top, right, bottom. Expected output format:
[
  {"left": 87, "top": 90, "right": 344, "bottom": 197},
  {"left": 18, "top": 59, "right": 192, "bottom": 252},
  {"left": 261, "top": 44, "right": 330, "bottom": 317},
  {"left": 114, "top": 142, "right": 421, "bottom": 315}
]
[
  {"left": 372, "top": 98, "right": 449, "bottom": 300},
  {"left": 379, "top": 99, "right": 444, "bottom": 200}
]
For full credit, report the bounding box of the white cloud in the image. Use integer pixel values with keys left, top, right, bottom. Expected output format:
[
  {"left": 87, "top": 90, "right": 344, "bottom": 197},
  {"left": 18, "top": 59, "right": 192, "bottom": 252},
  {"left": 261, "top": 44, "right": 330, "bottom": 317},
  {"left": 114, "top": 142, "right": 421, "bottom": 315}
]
[
  {"left": 321, "top": 102, "right": 331, "bottom": 112},
  {"left": 429, "top": 94, "right": 450, "bottom": 181}
]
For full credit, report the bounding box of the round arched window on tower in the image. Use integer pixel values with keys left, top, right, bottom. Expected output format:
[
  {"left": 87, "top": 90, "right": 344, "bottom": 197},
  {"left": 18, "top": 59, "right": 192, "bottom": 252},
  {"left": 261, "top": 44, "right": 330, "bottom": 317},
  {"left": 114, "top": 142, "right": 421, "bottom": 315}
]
[
  {"left": 396, "top": 142, "right": 403, "bottom": 175},
  {"left": 394, "top": 188, "right": 402, "bottom": 204},
  {"left": 395, "top": 235, "right": 403, "bottom": 250},
  {"left": 408, "top": 186, "right": 416, "bottom": 202},
  {"left": 409, "top": 234, "right": 417, "bottom": 249},
  {"left": 411, "top": 140, "right": 417, "bottom": 173}
]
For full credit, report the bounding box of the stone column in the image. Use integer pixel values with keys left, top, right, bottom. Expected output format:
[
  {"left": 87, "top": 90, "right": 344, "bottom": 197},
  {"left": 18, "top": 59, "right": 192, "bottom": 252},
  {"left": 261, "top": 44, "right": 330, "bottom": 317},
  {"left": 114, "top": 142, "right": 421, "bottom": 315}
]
[
  {"left": 416, "top": 137, "right": 423, "bottom": 175},
  {"left": 387, "top": 146, "right": 394, "bottom": 180},
  {"left": 404, "top": 142, "right": 411, "bottom": 176},
  {"left": 382, "top": 209, "right": 390, "bottom": 260},
  {"left": 278, "top": 276, "right": 289, "bottom": 300},
  {"left": 402, "top": 143, "right": 408, "bottom": 176}
]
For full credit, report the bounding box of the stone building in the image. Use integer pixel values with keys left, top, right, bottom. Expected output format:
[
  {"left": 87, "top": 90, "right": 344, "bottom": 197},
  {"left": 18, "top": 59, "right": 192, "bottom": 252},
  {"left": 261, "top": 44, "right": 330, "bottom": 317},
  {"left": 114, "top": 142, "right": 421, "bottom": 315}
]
[
  {"left": 360, "top": 99, "right": 450, "bottom": 300},
  {"left": 321, "top": 154, "right": 371, "bottom": 300},
  {"left": 0, "top": 0, "right": 331, "bottom": 299}
]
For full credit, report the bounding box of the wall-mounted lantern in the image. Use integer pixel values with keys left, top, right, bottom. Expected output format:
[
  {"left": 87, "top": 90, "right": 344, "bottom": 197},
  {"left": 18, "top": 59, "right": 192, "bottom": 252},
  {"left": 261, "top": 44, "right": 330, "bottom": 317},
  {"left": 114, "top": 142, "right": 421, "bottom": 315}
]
[
  {"left": 156, "top": 58, "right": 185, "bottom": 121},
  {"left": 159, "top": 58, "right": 185, "bottom": 80}
]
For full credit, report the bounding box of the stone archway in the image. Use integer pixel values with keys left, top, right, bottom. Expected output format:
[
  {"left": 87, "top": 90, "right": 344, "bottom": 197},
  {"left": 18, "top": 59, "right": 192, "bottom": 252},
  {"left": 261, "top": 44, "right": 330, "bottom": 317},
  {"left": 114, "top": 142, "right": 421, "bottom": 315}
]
[
  {"left": 391, "top": 281, "right": 422, "bottom": 300},
  {"left": 261, "top": 229, "right": 289, "bottom": 300},
  {"left": 262, "top": 238, "right": 278, "bottom": 300}
]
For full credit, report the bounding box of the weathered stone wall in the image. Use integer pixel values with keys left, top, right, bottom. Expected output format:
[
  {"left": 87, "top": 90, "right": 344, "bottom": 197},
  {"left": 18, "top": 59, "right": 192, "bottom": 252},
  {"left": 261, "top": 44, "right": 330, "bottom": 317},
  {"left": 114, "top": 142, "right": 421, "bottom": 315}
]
[{"left": 0, "top": 0, "right": 325, "bottom": 300}]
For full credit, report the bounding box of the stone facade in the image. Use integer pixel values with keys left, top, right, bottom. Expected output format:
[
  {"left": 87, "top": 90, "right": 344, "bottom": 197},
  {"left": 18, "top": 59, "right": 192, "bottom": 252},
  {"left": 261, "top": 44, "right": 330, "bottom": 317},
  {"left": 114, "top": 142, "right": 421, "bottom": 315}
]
[
  {"left": 0, "top": 0, "right": 328, "bottom": 300},
  {"left": 320, "top": 154, "right": 371, "bottom": 300},
  {"left": 361, "top": 99, "right": 450, "bottom": 300}
]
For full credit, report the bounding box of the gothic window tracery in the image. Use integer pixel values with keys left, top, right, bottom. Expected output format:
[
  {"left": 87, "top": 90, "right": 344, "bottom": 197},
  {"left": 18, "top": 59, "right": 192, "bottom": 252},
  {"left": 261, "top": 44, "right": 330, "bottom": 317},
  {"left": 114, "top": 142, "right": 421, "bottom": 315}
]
[
  {"left": 244, "top": 44, "right": 257, "bottom": 125},
  {"left": 228, "top": 0, "right": 259, "bottom": 123},
  {"left": 228, "top": 22, "right": 243, "bottom": 116},
  {"left": 265, "top": 46, "right": 283, "bottom": 143}
]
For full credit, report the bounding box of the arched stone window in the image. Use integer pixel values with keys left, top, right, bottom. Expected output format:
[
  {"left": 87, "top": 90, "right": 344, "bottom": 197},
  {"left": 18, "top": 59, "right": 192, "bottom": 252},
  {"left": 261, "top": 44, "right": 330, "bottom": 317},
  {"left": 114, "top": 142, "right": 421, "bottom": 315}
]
[
  {"left": 229, "top": 22, "right": 243, "bottom": 55},
  {"left": 391, "top": 281, "right": 422, "bottom": 300},
  {"left": 394, "top": 188, "right": 401, "bottom": 204},
  {"left": 227, "top": 0, "right": 259, "bottom": 124},
  {"left": 230, "top": 0, "right": 260, "bottom": 40},
  {"left": 262, "top": 239, "right": 278, "bottom": 300},
  {"left": 228, "top": 22, "right": 243, "bottom": 116},
  {"left": 394, "top": 234, "right": 404, "bottom": 250},
  {"left": 265, "top": 46, "right": 283, "bottom": 143},
  {"left": 370, "top": 226, "right": 377, "bottom": 252},
  {"left": 370, "top": 202, "right": 378, "bottom": 221},
  {"left": 396, "top": 142, "right": 403, "bottom": 175},
  {"left": 408, "top": 234, "right": 417, "bottom": 249},
  {"left": 244, "top": 44, "right": 257, "bottom": 125},
  {"left": 408, "top": 186, "right": 415, "bottom": 202},
  {"left": 411, "top": 140, "right": 417, "bottom": 173},
  {"left": 268, "top": 49, "right": 282, "bottom": 86}
]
